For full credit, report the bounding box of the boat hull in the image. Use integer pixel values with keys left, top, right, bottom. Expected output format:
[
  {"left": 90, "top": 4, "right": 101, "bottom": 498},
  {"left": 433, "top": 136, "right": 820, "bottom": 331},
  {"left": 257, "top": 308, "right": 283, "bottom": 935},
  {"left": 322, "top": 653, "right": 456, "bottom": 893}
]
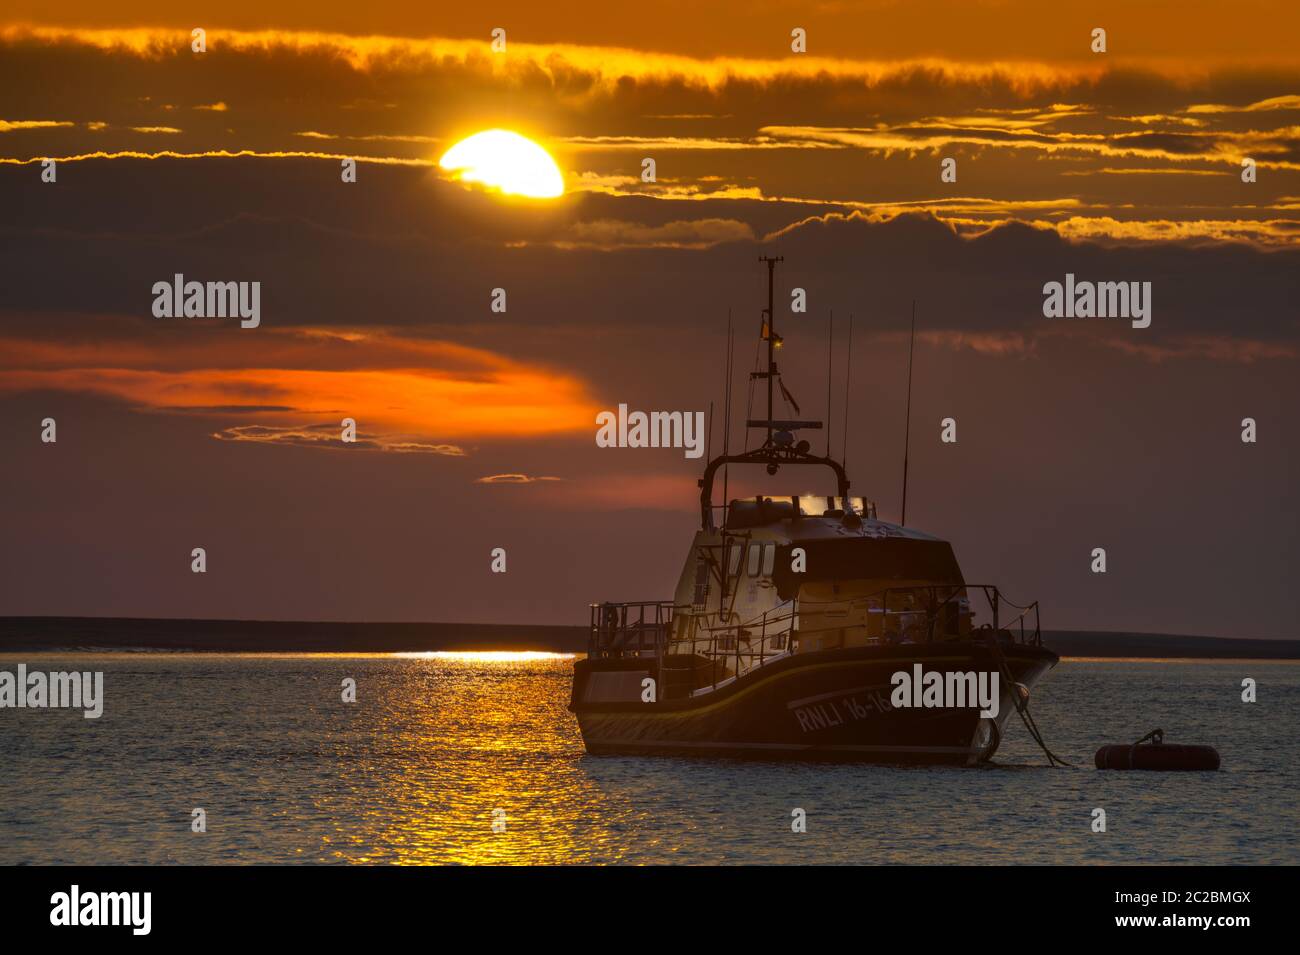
[{"left": 571, "top": 642, "right": 1057, "bottom": 765}]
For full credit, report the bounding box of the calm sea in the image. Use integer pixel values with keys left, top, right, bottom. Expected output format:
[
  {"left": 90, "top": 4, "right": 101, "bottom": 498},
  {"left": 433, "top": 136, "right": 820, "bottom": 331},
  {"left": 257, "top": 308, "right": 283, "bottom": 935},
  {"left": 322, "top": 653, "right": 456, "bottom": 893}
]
[{"left": 0, "top": 653, "right": 1295, "bottom": 865}]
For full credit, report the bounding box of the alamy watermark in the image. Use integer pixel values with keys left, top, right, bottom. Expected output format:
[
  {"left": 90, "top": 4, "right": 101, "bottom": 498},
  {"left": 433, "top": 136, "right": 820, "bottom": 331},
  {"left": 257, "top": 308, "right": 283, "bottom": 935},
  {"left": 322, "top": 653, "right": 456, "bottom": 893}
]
[
  {"left": 152, "top": 274, "right": 260, "bottom": 328},
  {"left": 1042, "top": 273, "right": 1151, "bottom": 329},
  {"left": 50, "top": 886, "right": 150, "bottom": 935},
  {"left": 890, "top": 665, "right": 999, "bottom": 718},
  {"left": 0, "top": 664, "right": 103, "bottom": 718},
  {"left": 595, "top": 404, "right": 706, "bottom": 458}
]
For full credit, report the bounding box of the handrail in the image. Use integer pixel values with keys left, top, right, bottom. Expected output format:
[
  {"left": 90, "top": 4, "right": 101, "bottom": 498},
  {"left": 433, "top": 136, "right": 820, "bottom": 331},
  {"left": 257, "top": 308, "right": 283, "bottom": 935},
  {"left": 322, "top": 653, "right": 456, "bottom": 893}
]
[
  {"left": 601, "top": 582, "right": 1040, "bottom": 644},
  {"left": 591, "top": 583, "right": 1038, "bottom": 639},
  {"left": 588, "top": 600, "right": 674, "bottom": 658},
  {"left": 588, "top": 582, "right": 1041, "bottom": 697},
  {"left": 698, "top": 446, "right": 849, "bottom": 529},
  {"left": 660, "top": 599, "right": 800, "bottom": 691},
  {"left": 879, "top": 583, "right": 1040, "bottom": 647}
]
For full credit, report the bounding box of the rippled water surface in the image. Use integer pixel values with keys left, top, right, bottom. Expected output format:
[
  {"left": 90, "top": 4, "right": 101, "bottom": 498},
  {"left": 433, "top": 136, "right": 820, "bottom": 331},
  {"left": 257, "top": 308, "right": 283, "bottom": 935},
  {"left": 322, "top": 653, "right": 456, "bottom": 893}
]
[{"left": 1, "top": 653, "right": 1295, "bottom": 864}]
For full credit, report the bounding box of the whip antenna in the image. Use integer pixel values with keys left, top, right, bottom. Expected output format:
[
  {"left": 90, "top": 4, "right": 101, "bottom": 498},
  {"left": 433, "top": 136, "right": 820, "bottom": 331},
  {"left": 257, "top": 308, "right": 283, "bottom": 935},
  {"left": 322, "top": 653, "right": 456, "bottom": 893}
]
[
  {"left": 722, "top": 311, "right": 733, "bottom": 513},
  {"left": 901, "top": 301, "right": 916, "bottom": 526},
  {"left": 842, "top": 312, "right": 854, "bottom": 470},
  {"left": 825, "top": 310, "right": 834, "bottom": 457}
]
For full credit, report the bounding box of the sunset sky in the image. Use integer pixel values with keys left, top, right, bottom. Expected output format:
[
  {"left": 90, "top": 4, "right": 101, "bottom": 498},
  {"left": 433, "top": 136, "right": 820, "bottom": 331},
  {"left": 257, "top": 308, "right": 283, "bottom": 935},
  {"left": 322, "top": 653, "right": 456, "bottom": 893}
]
[{"left": 1, "top": 2, "right": 1297, "bottom": 638}]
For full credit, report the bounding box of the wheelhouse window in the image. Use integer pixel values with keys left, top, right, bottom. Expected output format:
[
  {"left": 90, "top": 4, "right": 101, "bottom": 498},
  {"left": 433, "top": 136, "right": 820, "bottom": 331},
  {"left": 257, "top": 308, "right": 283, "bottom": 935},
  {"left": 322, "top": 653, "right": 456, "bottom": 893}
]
[
  {"left": 727, "top": 541, "right": 743, "bottom": 577},
  {"left": 761, "top": 542, "right": 776, "bottom": 576},
  {"left": 746, "top": 543, "right": 761, "bottom": 577}
]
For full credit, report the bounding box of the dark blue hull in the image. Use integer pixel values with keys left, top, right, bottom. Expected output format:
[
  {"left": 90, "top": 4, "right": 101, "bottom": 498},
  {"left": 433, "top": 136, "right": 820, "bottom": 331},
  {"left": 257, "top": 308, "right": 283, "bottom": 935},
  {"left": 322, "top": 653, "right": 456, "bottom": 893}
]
[{"left": 570, "top": 642, "right": 1058, "bottom": 765}]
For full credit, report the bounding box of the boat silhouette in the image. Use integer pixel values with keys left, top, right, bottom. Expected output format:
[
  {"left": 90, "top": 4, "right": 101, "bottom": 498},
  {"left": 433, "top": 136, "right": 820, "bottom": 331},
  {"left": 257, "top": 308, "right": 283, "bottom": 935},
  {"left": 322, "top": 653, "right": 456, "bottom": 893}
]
[{"left": 570, "top": 257, "right": 1058, "bottom": 764}]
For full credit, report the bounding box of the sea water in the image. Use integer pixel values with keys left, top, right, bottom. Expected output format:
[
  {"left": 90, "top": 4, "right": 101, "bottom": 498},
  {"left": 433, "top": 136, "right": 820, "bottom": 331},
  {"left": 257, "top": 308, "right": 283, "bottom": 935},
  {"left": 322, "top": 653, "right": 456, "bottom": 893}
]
[{"left": 0, "top": 653, "right": 1295, "bottom": 864}]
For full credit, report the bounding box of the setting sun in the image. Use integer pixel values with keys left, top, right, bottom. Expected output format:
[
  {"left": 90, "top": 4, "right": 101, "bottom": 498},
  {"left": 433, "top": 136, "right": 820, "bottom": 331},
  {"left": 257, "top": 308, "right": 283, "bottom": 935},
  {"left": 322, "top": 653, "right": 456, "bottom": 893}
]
[{"left": 438, "top": 129, "right": 564, "bottom": 198}]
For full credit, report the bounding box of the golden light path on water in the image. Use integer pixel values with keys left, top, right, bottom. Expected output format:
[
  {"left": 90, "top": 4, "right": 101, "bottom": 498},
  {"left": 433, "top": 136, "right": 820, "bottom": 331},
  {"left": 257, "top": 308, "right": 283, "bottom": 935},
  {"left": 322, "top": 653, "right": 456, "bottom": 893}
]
[
  {"left": 389, "top": 651, "right": 575, "bottom": 662},
  {"left": 312, "top": 652, "right": 623, "bottom": 865}
]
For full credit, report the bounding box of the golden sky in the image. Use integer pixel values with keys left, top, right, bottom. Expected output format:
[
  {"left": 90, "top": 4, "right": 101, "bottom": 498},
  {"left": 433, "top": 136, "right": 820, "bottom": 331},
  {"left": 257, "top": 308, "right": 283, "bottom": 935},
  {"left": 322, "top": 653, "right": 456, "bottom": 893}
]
[
  {"left": 4, "top": 1, "right": 1300, "bottom": 62},
  {"left": 1, "top": 2, "right": 1297, "bottom": 632},
  {"left": 2, "top": 6, "right": 1298, "bottom": 248}
]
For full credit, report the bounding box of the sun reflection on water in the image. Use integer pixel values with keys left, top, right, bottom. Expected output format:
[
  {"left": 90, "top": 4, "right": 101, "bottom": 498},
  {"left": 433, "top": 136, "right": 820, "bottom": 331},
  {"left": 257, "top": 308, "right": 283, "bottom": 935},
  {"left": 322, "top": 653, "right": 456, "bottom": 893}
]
[
  {"left": 312, "top": 652, "right": 626, "bottom": 864},
  {"left": 390, "top": 651, "right": 575, "bottom": 662}
]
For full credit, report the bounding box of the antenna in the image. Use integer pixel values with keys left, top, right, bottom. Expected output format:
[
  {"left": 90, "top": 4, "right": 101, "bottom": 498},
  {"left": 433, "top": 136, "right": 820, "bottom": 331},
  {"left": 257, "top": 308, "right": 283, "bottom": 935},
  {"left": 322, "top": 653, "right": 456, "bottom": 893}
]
[
  {"left": 825, "top": 310, "right": 833, "bottom": 457},
  {"left": 842, "top": 312, "right": 854, "bottom": 470},
  {"left": 901, "top": 301, "right": 916, "bottom": 526},
  {"left": 722, "top": 311, "right": 733, "bottom": 513},
  {"left": 706, "top": 400, "right": 714, "bottom": 463},
  {"left": 744, "top": 257, "right": 824, "bottom": 447},
  {"left": 758, "top": 255, "right": 783, "bottom": 446}
]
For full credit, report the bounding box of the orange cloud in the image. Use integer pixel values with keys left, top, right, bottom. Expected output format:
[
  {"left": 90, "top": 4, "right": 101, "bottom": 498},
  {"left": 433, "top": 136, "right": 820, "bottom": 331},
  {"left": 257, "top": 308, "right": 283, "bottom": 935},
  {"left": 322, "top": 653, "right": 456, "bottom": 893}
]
[
  {"left": 213, "top": 423, "right": 465, "bottom": 455},
  {"left": 475, "top": 473, "right": 562, "bottom": 484},
  {"left": 0, "top": 149, "right": 432, "bottom": 167},
  {"left": 758, "top": 123, "right": 1300, "bottom": 171},
  {"left": 0, "top": 119, "right": 74, "bottom": 132},
  {"left": 1048, "top": 215, "right": 1300, "bottom": 246},
  {"left": 0, "top": 25, "right": 1104, "bottom": 91},
  {"left": 0, "top": 325, "right": 601, "bottom": 445}
]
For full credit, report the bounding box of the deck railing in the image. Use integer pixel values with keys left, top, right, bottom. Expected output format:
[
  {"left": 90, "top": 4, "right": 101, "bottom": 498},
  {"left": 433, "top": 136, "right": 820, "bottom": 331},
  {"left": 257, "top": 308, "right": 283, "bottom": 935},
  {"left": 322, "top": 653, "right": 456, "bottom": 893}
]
[
  {"left": 588, "top": 583, "right": 1040, "bottom": 695},
  {"left": 673, "top": 601, "right": 799, "bottom": 692},
  {"left": 875, "top": 584, "right": 1041, "bottom": 647},
  {"left": 588, "top": 600, "right": 674, "bottom": 658}
]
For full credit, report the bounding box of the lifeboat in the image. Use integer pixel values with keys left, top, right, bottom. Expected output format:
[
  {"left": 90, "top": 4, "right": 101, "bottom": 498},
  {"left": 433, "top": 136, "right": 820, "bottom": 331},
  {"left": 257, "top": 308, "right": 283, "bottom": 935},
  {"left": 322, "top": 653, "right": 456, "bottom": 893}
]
[{"left": 568, "top": 256, "right": 1059, "bottom": 765}]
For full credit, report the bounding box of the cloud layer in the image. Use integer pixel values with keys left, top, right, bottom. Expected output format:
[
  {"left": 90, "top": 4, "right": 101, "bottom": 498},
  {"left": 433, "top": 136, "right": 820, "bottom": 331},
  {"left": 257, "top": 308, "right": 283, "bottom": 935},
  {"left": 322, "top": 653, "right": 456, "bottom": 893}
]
[{"left": 2, "top": 22, "right": 1298, "bottom": 246}]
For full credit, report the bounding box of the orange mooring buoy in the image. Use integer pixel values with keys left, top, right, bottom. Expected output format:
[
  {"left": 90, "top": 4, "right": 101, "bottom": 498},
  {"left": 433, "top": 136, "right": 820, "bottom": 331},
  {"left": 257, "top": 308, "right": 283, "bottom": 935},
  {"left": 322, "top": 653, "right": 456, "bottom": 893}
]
[{"left": 1095, "top": 728, "right": 1220, "bottom": 771}]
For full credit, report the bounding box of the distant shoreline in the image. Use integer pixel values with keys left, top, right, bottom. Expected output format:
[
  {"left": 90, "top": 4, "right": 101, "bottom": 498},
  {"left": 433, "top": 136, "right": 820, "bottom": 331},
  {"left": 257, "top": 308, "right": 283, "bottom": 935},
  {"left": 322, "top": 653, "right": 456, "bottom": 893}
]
[{"left": 0, "top": 616, "right": 1296, "bottom": 659}]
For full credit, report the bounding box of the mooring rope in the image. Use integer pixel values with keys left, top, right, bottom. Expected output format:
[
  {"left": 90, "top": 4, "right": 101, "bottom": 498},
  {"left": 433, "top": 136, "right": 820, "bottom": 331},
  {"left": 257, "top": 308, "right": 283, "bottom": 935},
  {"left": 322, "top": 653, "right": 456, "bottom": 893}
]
[{"left": 984, "top": 631, "right": 1073, "bottom": 768}]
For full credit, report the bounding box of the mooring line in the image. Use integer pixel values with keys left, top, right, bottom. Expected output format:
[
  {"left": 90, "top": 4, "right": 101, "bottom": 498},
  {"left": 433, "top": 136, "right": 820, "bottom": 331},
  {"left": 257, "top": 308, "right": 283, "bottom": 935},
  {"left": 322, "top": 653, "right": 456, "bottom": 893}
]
[{"left": 985, "top": 632, "right": 1073, "bottom": 767}]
